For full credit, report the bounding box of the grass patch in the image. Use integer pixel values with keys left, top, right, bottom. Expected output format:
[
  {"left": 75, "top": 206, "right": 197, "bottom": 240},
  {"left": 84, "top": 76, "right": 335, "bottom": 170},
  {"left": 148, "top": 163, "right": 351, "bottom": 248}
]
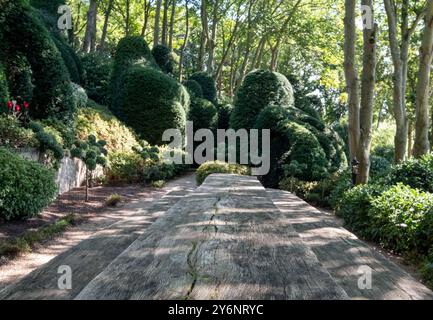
[
  {"left": 0, "top": 214, "right": 76, "bottom": 259},
  {"left": 151, "top": 180, "right": 166, "bottom": 188},
  {"left": 105, "top": 193, "right": 122, "bottom": 207}
]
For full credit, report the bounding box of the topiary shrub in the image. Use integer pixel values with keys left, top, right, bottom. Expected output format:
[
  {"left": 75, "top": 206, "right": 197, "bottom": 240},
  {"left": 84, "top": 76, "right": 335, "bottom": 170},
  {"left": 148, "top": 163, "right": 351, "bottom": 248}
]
[
  {"left": 0, "top": 147, "right": 57, "bottom": 221},
  {"left": 81, "top": 53, "right": 112, "bottom": 105},
  {"left": 3, "top": 53, "right": 33, "bottom": 103},
  {"left": 110, "top": 36, "right": 158, "bottom": 118},
  {"left": 184, "top": 79, "right": 203, "bottom": 99},
  {"left": 188, "top": 98, "right": 218, "bottom": 130},
  {"left": 370, "top": 155, "right": 391, "bottom": 178},
  {"left": 189, "top": 72, "right": 217, "bottom": 104},
  {"left": 29, "top": 121, "right": 65, "bottom": 166},
  {"left": 196, "top": 161, "right": 250, "bottom": 185},
  {"left": 0, "top": 60, "right": 9, "bottom": 109},
  {"left": 1, "top": 2, "right": 75, "bottom": 123},
  {"left": 152, "top": 44, "right": 176, "bottom": 74},
  {"left": 230, "top": 69, "right": 294, "bottom": 130},
  {"left": 71, "top": 83, "right": 88, "bottom": 108},
  {"left": 119, "top": 66, "right": 188, "bottom": 145},
  {"left": 52, "top": 35, "right": 82, "bottom": 84},
  {"left": 216, "top": 103, "right": 233, "bottom": 130}
]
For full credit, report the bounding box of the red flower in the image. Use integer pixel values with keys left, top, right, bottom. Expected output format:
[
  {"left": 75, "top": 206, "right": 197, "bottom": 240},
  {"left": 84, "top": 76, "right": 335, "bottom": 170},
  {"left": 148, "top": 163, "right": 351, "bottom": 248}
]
[
  {"left": 23, "top": 101, "right": 29, "bottom": 109},
  {"left": 7, "top": 101, "right": 13, "bottom": 109},
  {"left": 15, "top": 105, "right": 21, "bottom": 112}
]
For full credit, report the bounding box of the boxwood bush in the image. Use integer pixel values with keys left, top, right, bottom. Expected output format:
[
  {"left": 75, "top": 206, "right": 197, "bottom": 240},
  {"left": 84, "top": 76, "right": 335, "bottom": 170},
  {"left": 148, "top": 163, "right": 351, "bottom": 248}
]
[
  {"left": 189, "top": 72, "right": 217, "bottom": 104},
  {"left": 184, "top": 79, "right": 204, "bottom": 99},
  {"left": 81, "top": 53, "right": 112, "bottom": 105},
  {"left": 152, "top": 44, "right": 176, "bottom": 74},
  {"left": 120, "top": 66, "right": 188, "bottom": 145},
  {"left": 196, "top": 161, "right": 250, "bottom": 185},
  {"left": 0, "top": 148, "right": 57, "bottom": 221},
  {"left": 188, "top": 98, "right": 218, "bottom": 130}
]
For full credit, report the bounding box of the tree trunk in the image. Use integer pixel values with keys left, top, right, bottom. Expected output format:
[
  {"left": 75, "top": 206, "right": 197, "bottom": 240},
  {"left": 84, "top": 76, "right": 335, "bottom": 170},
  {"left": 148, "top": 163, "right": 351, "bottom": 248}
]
[
  {"left": 125, "top": 0, "right": 130, "bottom": 36},
  {"left": 85, "top": 168, "right": 89, "bottom": 202},
  {"left": 178, "top": 0, "right": 190, "bottom": 82},
  {"left": 344, "top": 0, "right": 360, "bottom": 162},
  {"left": 408, "top": 120, "right": 413, "bottom": 157},
  {"left": 384, "top": 0, "right": 408, "bottom": 163},
  {"left": 197, "top": 0, "right": 209, "bottom": 71},
  {"left": 414, "top": 0, "right": 433, "bottom": 157},
  {"left": 206, "top": 0, "right": 219, "bottom": 74},
  {"left": 82, "top": 0, "right": 98, "bottom": 53},
  {"left": 168, "top": 0, "right": 176, "bottom": 49},
  {"left": 141, "top": 0, "right": 152, "bottom": 37},
  {"left": 154, "top": 0, "right": 163, "bottom": 46},
  {"left": 357, "top": 0, "right": 377, "bottom": 185},
  {"left": 100, "top": 0, "right": 114, "bottom": 51},
  {"left": 162, "top": 0, "right": 169, "bottom": 46}
]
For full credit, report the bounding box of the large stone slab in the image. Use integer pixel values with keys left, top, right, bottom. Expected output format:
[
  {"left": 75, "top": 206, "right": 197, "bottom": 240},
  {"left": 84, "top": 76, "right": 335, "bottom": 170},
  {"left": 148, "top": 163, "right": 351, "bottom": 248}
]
[{"left": 76, "top": 174, "right": 348, "bottom": 300}]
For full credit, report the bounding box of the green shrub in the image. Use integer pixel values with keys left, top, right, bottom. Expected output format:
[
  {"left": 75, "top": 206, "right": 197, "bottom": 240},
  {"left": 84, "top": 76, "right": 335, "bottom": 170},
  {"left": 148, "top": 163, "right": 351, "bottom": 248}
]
[
  {"left": 372, "top": 144, "right": 394, "bottom": 163},
  {"left": 3, "top": 53, "right": 33, "bottom": 102},
  {"left": 29, "top": 121, "right": 65, "bottom": 165},
  {"left": 39, "top": 117, "right": 75, "bottom": 148},
  {"left": 152, "top": 44, "right": 176, "bottom": 74},
  {"left": 216, "top": 103, "right": 233, "bottom": 130},
  {"left": 76, "top": 102, "right": 139, "bottom": 154},
  {"left": 370, "top": 155, "right": 391, "bottom": 177},
  {"left": 110, "top": 36, "right": 157, "bottom": 118},
  {"left": 188, "top": 98, "right": 218, "bottom": 130},
  {"left": 52, "top": 34, "right": 83, "bottom": 84},
  {"left": 328, "top": 170, "right": 352, "bottom": 209},
  {"left": 120, "top": 66, "right": 188, "bottom": 145},
  {"left": 196, "top": 161, "right": 250, "bottom": 185},
  {"left": 189, "top": 72, "right": 217, "bottom": 104},
  {"left": 369, "top": 184, "right": 433, "bottom": 254},
  {"left": 81, "top": 53, "right": 112, "bottom": 105},
  {"left": 230, "top": 69, "right": 294, "bottom": 130},
  {"left": 105, "top": 193, "right": 122, "bottom": 207},
  {"left": 0, "top": 147, "right": 57, "bottom": 221},
  {"left": 2, "top": 3, "right": 75, "bottom": 123},
  {"left": 421, "top": 253, "right": 433, "bottom": 288},
  {"left": 0, "top": 60, "right": 9, "bottom": 108},
  {"left": 0, "top": 114, "right": 37, "bottom": 149},
  {"left": 107, "top": 151, "right": 144, "bottom": 183},
  {"left": 184, "top": 79, "right": 203, "bottom": 99},
  {"left": 336, "top": 183, "right": 387, "bottom": 238},
  {"left": 386, "top": 154, "right": 433, "bottom": 192},
  {"left": 71, "top": 83, "right": 88, "bottom": 108}
]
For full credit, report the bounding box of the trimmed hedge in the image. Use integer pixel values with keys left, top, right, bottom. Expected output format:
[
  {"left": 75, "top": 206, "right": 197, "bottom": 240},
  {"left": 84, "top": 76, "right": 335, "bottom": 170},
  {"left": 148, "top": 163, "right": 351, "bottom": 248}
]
[
  {"left": 0, "top": 60, "right": 9, "bottom": 109},
  {"left": 196, "top": 161, "right": 250, "bottom": 185},
  {"left": 1, "top": 2, "right": 75, "bottom": 123},
  {"left": 152, "top": 44, "right": 175, "bottom": 74},
  {"left": 189, "top": 72, "right": 217, "bottom": 104},
  {"left": 188, "top": 98, "right": 218, "bottom": 130},
  {"left": 120, "top": 66, "right": 188, "bottom": 145},
  {"left": 184, "top": 79, "right": 204, "bottom": 99},
  {"left": 230, "top": 69, "right": 294, "bottom": 130},
  {"left": 81, "top": 53, "right": 112, "bottom": 105},
  {"left": 0, "top": 148, "right": 57, "bottom": 221},
  {"left": 110, "top": 36, "right": 157, "bottom": 118}
]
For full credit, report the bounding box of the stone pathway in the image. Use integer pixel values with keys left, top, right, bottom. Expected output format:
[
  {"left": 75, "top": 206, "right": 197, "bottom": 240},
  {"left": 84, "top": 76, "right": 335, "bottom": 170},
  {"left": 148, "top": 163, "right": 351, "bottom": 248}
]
[{"left": 1, "top": 174, "right": 432, "bottom": 300}]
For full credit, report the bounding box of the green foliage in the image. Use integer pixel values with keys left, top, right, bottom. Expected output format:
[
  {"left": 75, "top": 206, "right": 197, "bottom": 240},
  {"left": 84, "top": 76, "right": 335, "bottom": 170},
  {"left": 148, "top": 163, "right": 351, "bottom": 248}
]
[
  {"left": 152, "top": 44, "right": 176, "bottom": 74},
  {"left": 39, "top": 117, "right": 75, "bottom": 149},
  {"left": 385, "top": 154, "right": 433, "bottom": 192},
  {"left": 184, "top": 79, "right": 204, "bottom": 99},
  {"left": 105, "top": 194, "right": 122, "bottom": 207},
  {"left": 372, "top": 145, "right": 394, "bottom": 163},
  {"left": 75, "top": 101, "right": 139, "bottom": 154},
  {"left": 216, "top": 103, "right": 233, "bottom": 130},
  {"left": 1, "top": 3, "right": 75, "bottom": 123},
  {"left": 230, "top": 69, "right": 294, "bottom": 130},
  {"left": 0, "top": 114, "right": 37, "bottom": 149},
  {"left": 120, "top": 66, "right": 188, "bottom": 145},
  {"left": 71, "top": 83, "right": 88, "bottom": 108},
  {"left": 29, "top": 121, "right": 65, "bottom": 166},
  {"left": 336, "top": 183, "right": 388, "bottom": 238},
  {"left": 328, "top": 170, "right": 352, "bottom": 208},
  {"left": 70, "top": 135, "right": 107, "bottom": 171},
  {"left": 0, "top": 147, "right": 57, "bottom": 221},
  {"left": 52, "top": 34, "right": 83, "bottom": 84},
  {"left": 110, "top": 36, "right": 157, "bottom": 118},
  {"left": 189, "top": 72, "right": 217, "bottom": 104},
  {"left": 370, "top": 155, "right": 391, "bottom": 177},
  {"left": 369, "top": 184, "right": 433, "bottom": 254},
  {"left": 0, "top": 61, "right": 9, "bottom": 109},
  {"left": 188, "top": 98, "right": 218, "bottom": 130},
  {"left": 3, "top": 53, "right": 33, "bottom": 102},
  {"left": 81, "top": 53, "right": 112, "bottom": 105},
  {"left": 196, "top": 161, "right": 250, "bottom": 185}
]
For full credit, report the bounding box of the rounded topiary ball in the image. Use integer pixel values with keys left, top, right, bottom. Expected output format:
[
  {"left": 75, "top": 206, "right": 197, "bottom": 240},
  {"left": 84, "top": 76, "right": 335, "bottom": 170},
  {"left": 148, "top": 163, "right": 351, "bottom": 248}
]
[
  {"left": 121, "top": 66, "right": 188, "bottom": 145},
  {"left": 151, "top": 44, "right": 176, "bottom": 74},
  {"left": 189, "top": 72, "right": 217, "bottom": 103},
  {"left": 184, "top": 79, "right": 204, "bottom": 99},
  {"left": 230, "top": 69, "right": 294, "bottom": 130},
  {"left": 188, "top": 98, "right": 218, "bottom": 130}
]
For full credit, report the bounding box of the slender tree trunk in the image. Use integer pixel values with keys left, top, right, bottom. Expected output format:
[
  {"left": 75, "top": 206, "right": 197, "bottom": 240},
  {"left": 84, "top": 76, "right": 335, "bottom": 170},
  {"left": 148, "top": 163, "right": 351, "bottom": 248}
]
[
  {"left": 357, "top": 0, "right": 377, "bottom": 185},
  {"left": 414, "top": 0, "right": 433, "bottom": 157},
  {"left": 206, "top": 0, "right": 219, "bottom": 74},
  {"left": 162, "top": 0, "right": 170, "bottom": 46},
  {"left": 384, "top": 0, "right": 408, "bottom": 163},
  {"left": 168, "top": 0, "right": 176, "bottom": 49},
  {"left": 344, "top": 0, "right": 360, "bottom": 162},
  {"left": 85, "top": 168, "right": 89, "bottom": 202},
  {"left": 251, "top": 36, "right": 265, "bottom": 70},
  {"left": 178, "top": 0, "right": 190, "bottom": 82},
  {"left": 214, "top": 18, "right": 240, "bottom": 82},
  {"left": 408, "top": 120, "right": 413, "bottom": 157},
  {"left": 154, "top": 0, "right": 163, "bottom": 46},
  {"left": 269, "top": 46, "right": 279, "bottom": 71},
  {"left": 100, "top": 0, "right": 114, "bottom": 51},
  {"left": 197, "top": 0, "right": 209, "bottom": 71},
  {"left": 125, "top": 0, "right": 130, "bottom": 36},
  {"left": 82, "top": 0, "right": 98, "bottom": 53},
  {"left": 141, "top": 1, "right": 152, "bottom": 37}
]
